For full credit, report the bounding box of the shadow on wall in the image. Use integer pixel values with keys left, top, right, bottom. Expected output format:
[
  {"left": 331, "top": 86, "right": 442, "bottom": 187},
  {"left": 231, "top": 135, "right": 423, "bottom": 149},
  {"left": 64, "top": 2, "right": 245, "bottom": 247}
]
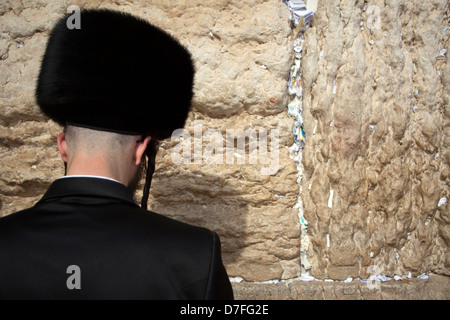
[{"left": 148, "top": 169, "right": 248, "bottom": 273}]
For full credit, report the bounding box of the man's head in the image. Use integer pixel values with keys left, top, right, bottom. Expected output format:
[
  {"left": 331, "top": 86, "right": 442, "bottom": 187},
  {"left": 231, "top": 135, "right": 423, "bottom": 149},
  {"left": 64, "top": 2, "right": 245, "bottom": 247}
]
[
  {"left": 35, "top": 9, "right": 196, "bottom": 209},
  {"left": 57, "top": 125, "right": 151, "bottom": 194}
]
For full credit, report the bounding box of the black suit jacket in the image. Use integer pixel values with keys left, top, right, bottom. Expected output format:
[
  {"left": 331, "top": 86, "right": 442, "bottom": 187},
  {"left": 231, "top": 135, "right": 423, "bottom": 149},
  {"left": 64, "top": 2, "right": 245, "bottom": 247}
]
[{"left": 0, "top": 177, "right": 233, "bottom": 300}]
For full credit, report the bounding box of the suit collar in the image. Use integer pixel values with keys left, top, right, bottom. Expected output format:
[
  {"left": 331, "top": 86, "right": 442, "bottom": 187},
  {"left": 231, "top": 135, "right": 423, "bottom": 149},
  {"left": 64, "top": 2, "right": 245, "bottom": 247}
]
[{"left": 38, "top": 177, "right": 138, "bottom": 207}]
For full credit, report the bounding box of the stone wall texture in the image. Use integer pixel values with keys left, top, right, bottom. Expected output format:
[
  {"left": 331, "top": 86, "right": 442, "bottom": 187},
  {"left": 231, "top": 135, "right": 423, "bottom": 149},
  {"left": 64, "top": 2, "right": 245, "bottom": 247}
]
[
  {"left": 301, "top": 0, "right": 449, "bottom": 281},
  {"left": 0, "top": 0, "right": 449, "bottom": 299}
]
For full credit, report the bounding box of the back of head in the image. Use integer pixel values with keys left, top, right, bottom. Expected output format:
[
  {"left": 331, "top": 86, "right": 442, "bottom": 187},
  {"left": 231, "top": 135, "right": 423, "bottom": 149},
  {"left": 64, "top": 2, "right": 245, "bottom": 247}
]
[{"left": 65, "top": 125, "right": 136, "bottom": 158}]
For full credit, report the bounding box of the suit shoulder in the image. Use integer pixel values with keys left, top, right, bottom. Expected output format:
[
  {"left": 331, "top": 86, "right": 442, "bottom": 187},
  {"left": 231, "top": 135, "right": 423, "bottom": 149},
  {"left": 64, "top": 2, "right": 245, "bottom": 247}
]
[
  {"left": 125, "top": 206, "right": 216, "bottom": 242},
  {"left": 0, "top": 207, "right": 37, "bottom": 243},
  {"left": 0, "top": 207, "right": 35, "bottom": 226}
]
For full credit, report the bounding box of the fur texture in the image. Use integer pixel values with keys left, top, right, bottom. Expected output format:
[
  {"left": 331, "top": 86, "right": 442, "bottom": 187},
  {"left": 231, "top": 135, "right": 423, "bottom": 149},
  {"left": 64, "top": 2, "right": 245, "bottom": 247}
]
[{"left": 36, "top": 9, "right": 195, "bottom": 139}]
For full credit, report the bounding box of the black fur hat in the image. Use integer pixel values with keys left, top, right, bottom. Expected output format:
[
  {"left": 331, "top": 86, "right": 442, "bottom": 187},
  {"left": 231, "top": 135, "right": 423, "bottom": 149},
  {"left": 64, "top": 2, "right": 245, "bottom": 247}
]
[{"left": 36, "top": 9, "right": 195, "bottom": 140}]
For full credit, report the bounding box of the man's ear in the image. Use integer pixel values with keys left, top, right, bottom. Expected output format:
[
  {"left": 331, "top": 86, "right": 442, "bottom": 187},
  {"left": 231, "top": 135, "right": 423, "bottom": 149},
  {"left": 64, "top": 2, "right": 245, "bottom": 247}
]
[
  {"left": 57, "top": 132, "right": 68, "bottom": 163},
  {"left": 134, "top": 136, "right": 152, "bottom": 166}
]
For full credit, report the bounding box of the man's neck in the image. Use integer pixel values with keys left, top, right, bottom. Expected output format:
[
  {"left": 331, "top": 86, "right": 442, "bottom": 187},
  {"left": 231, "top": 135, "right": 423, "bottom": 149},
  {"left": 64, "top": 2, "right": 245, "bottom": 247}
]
[{"left": 66, "top": 154, "right": 129, "bottom": 187}]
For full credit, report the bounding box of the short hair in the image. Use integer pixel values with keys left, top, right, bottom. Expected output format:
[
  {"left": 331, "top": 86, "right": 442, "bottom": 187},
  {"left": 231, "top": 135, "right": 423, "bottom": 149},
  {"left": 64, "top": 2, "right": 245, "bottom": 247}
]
[{"left": 65, "top": 125, "right": 137, "bottom": 156}]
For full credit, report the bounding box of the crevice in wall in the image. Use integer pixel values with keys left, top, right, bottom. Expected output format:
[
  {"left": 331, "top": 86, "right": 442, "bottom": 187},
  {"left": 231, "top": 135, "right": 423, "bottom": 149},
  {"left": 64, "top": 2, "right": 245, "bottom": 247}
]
[{"left": 284, "top": 0, "right": 317, "bottom": 281}]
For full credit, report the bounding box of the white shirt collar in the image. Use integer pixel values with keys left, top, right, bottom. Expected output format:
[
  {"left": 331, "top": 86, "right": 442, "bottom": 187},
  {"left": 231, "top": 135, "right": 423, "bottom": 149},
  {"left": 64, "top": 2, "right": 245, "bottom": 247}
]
[{"left": 59, "top": 175, "right": 123, "bottom": 185}]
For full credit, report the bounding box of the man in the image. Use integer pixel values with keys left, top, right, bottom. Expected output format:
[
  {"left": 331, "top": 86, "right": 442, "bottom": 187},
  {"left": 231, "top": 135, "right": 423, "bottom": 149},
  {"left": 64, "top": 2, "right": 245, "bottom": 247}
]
[{"left": 0, "top": 9, "right": 233, "bottom": 300}]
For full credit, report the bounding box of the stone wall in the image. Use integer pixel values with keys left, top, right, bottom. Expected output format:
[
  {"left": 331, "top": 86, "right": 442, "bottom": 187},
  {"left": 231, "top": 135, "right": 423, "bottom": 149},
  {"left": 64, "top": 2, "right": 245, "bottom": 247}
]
[
  {"left": 0, "top": 0, "right": 449, "bottom": 298},
  {"left": 300, "top": 0, "right": 449, "bottom": 281},
  {"left": 232, "top": 274, "right": 450, "bottom": 300}
]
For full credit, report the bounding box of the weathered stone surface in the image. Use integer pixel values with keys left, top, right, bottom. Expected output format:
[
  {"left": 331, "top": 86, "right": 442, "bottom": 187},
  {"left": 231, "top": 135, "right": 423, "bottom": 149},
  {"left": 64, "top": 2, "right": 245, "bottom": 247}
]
[
  {"left": 149, "top": 112, "right": 300, "bottom": 281},
  {"left": 232, "top": 274, "right": 450, "bottom": 300},
  {"left": 300, "top": 0, "right": 449, "bottom": 280}
]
